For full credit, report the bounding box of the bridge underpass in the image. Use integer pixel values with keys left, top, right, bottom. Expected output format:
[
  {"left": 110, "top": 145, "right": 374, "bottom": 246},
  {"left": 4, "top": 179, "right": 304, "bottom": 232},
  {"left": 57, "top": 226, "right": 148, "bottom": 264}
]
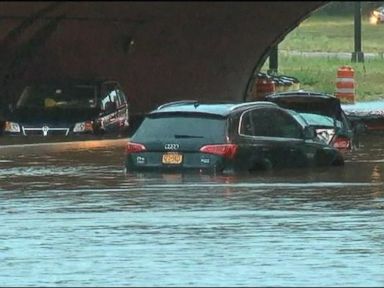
[{"left": 0, "top": 1, "right": 328, "bottom": 119}]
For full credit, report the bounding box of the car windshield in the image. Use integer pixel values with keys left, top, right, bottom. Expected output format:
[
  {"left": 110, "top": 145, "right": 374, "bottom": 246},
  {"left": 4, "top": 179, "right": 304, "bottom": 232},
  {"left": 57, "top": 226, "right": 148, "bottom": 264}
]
[
  {"left": 133, "top": 113, "right": 226, "bottom": 141},
  {"left": 300, "top": 112, "right": 343, "bottom": 128},
  {"left": 16, "top": 84, "right": 97, "bottom": 109}
]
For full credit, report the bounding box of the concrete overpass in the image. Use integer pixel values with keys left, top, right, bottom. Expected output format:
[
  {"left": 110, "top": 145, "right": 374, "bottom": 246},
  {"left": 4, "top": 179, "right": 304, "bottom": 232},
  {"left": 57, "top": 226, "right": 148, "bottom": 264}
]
[{"left": 0, "top": 1, "right": 327, "bottom": 116}]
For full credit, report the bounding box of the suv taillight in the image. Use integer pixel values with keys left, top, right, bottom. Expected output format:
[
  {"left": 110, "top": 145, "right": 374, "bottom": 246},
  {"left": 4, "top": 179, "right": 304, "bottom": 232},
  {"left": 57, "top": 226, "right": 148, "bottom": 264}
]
[
  {"left": 125, "top": 142, "right": 146, "bottom": 154},
  {"left": 199, "top": 144, "right": 238, "bottom": 159},
  {"left": 331, "top": 136, "right": 351, "bottom": 150}
]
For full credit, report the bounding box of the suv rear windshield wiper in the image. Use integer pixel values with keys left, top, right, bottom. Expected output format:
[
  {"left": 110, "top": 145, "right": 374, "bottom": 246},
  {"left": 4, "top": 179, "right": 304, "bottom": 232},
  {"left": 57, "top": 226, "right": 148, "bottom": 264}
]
[{"left": 174, "top": 134, "right": 204, "bottom": 138}]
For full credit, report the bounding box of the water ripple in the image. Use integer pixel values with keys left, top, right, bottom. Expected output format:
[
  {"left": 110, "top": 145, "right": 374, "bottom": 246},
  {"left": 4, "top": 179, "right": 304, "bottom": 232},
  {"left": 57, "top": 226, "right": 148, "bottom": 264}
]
[{"left": 0, "top": 139, "right": 384, "bottom": 286}]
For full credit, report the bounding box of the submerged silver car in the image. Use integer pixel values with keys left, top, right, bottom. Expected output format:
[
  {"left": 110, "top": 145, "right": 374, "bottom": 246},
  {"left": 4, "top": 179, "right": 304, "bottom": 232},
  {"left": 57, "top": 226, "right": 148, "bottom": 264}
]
[{"left": 265, "top": 90, "right": 358, "bottom": 151}]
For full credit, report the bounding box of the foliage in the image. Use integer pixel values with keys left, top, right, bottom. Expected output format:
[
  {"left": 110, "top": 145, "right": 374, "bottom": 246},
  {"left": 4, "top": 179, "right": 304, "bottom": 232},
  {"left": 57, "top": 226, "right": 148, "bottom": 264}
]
[
  {"left": 262, "top": 55, "right": 384, "bottom": 101},
  {"left": 279, "top": 14, "right": 384, "bottom": 53},
  {"left": 316, "top": 1, "right": 384, "bottom": 17},
  {"left": 260, "top": 11, "right": 384, "bottom": 101}
]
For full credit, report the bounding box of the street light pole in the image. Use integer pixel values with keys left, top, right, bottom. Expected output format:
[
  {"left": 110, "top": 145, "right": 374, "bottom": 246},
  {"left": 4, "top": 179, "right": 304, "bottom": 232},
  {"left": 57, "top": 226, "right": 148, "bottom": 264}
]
[
  {"left": 352, "top": 1, "right": 364, "bottom": 62},
  {"left": 268, "top": 44, "right": 278, "bottom": 74}
]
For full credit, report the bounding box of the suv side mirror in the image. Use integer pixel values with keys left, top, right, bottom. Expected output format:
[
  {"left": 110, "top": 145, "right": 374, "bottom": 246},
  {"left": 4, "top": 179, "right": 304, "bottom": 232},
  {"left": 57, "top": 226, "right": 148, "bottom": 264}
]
[{"left": 303, "top": 126, "right": 316, "bottom": 139}]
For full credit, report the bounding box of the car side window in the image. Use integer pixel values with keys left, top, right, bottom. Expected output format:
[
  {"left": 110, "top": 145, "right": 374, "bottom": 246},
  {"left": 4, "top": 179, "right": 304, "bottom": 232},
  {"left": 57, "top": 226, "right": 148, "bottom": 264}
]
[
  {"left": 240, "top": 108, "right": 302, "bottom": 138},
  {"left": 100, "top": 84, "right": 120, "bottom": 110},
  {"left": 272, "top": 110, "right": 303, "bottom": 138},
  {"left": 239, "top": 111, "right": 254, "bottom": 135},
  {"left": 109, "top": 90, "right": 120, "bottom": 106},
  {"left": 240, "top": 109, "right": 273, "bottom": 136},
  {"left": 100, "top": 93, "right": 112, "bottom": 110},
  {"left": 117, "top": 89, "right": 127, "bottom": 105}
]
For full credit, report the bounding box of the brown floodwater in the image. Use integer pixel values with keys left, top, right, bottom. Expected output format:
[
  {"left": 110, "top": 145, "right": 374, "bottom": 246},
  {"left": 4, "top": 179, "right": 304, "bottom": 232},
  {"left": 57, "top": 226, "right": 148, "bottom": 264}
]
[{"left": 0, "top": 135, "right": 383, "bottom": 286}]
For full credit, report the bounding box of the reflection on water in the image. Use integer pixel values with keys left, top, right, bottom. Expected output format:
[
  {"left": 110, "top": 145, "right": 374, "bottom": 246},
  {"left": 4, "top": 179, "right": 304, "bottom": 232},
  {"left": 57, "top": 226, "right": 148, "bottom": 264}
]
[{"left": 0, "top": 136, "right": 384, "bottom": 286}]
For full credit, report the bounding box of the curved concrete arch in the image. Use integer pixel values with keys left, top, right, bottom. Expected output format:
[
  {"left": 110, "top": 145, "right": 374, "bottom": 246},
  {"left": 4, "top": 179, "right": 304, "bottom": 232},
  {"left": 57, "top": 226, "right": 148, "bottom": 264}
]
[{"left": 0, "top": 1, "right": 327, "bottom": 116}]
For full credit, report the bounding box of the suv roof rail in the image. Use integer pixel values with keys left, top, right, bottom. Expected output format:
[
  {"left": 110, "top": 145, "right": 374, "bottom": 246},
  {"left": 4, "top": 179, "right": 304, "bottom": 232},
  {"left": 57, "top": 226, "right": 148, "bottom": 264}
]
[
  {"left": 229, "top": 101, "right": 278, "bottom": 111},
  {"left": 157, "top": 100, "right": 199, "bottom": 110},
  {"left": 268, "top": 90, "right": 333, "bottom": 97}
]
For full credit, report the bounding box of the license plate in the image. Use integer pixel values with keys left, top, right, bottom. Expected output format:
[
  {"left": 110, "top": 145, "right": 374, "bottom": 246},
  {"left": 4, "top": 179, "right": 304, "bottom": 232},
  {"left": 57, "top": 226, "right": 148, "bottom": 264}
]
[{"left": 162, "top": 152, "right": 183, "bottom": 164}]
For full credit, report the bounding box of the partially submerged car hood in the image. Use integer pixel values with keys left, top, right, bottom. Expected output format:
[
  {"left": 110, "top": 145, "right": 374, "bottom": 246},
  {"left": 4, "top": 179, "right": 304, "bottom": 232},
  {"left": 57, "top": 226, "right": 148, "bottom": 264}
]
[{"left": 6, "top": 107, "right": 99, "bottom": 126}]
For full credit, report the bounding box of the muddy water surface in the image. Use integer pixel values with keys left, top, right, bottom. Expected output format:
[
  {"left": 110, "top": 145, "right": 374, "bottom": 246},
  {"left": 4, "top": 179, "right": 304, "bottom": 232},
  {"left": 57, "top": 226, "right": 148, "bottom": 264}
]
[{"left": 0, "top": 136, "right": 383, "bottom": 286}]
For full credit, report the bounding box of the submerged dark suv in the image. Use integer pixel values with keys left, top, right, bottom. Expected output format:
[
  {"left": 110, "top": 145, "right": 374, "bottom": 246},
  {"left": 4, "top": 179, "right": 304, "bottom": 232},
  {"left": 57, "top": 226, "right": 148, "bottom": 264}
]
[
  {"left": 125, "top": 100, "right": 344, "bottom": 174},
  {"left": 2, "top": 79, "right": 129, "bottom": 137},
  {"left": 265, "top": 90, "right": 358, "bottom": 151}
]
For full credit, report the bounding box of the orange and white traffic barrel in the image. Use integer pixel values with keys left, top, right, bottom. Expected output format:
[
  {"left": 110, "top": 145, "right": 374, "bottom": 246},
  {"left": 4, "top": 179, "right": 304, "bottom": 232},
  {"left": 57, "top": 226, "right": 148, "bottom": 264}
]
[
  {"left": 251, "top": 74, "right": 276, "bottom": 100},
  {"left": 335, "top": 65, "right": 355, "bottom": 103}
]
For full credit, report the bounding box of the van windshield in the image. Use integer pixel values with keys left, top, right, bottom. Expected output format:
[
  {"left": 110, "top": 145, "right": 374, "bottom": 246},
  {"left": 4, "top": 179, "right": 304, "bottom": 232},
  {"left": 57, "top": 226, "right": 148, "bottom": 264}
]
[{"left": 16, "top": 84, "right": 97, "bottom": 109}]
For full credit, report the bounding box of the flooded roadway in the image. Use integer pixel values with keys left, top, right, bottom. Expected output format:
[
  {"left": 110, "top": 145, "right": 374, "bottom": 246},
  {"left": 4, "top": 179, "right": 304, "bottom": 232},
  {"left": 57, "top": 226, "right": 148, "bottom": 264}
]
[{"left": 1, "top": 136, "right": 384, "bottom": 286}]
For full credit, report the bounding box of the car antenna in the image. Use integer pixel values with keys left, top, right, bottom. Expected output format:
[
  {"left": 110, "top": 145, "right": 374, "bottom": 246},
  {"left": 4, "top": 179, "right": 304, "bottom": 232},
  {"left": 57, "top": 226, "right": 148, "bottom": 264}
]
[{"left": 194, "top": 102, "right": 199, "bottom": 108}]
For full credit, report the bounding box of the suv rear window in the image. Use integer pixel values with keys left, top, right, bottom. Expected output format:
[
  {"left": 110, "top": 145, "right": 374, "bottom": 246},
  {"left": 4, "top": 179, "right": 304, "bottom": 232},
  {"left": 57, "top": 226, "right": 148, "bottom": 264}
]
[{"left": 133, "top": 113, "right": 227, "bottom": 141}]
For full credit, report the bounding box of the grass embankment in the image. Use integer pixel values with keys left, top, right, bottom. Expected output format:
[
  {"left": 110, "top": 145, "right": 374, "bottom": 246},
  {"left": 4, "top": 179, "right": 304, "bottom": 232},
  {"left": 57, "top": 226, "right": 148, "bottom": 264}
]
[{"left": 260, "top": 15, "right": 384, "bottom": 101}]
